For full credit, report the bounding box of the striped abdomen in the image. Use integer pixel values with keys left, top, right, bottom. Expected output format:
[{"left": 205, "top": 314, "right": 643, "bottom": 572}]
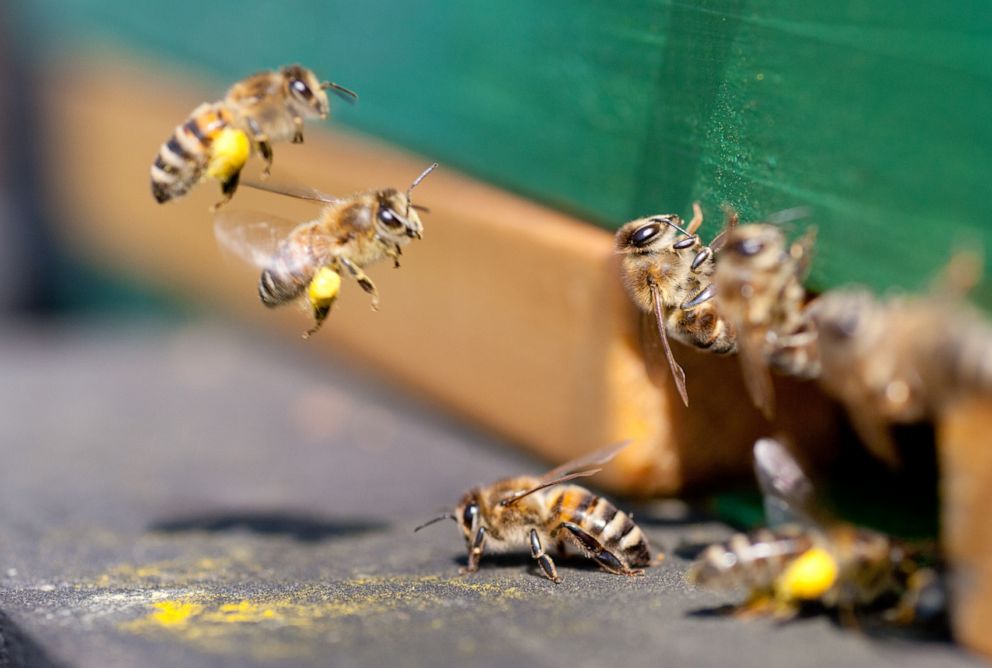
[
  {"left": 151, "top": 102, "right": 233, "bottom": 203},
  {"left": 258, "top": 242, "right": 318, "bottom": 308},
  {"left": 549, "top": 485, "right": 651, "bottom": 567},
  {"left": 669, "top": 300, "right": 737, "bottom": 354},
  {"left": 688, "top": 527, "right": 814, "bottom": 591}
]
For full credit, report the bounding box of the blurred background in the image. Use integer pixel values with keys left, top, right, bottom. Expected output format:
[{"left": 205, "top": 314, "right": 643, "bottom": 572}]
[{"left": 0, "top": 2, "right": 990, "bottom": 665}]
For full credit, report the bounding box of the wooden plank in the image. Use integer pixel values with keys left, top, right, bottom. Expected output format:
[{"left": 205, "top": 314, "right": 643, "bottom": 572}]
[
  {"left": 40, "top": 57, "right": 838, "bottom": 495},
  {"left": 21, "top": 1, "right": 992, "bottom": 301}
]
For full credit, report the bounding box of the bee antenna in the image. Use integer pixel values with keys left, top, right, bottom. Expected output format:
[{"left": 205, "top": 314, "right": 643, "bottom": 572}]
[
  {"left": 321, "top": 81, "right": 359, "bottom": 103},
  {"left": 649, "top": 215, "right": 693, "bottom": 238},
  {"left": 413, "top": 513, "right": 455, "bottom": 533},
  {"left": 406, "top": 162, "right": 438, "bottom": 218}
]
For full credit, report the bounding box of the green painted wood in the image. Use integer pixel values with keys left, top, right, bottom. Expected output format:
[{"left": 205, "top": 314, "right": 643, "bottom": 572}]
[{"left": 20, "top": 1, "right": 992, "bottom": 298}]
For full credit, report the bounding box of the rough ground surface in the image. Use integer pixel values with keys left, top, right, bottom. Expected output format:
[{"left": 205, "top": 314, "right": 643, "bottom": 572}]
[{"left": 0, "top": 319, "right": 982, "bottom": 668}]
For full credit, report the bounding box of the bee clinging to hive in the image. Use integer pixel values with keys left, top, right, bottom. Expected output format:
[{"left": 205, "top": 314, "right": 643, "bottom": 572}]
[
  {"left": 714, "top": 220, "right": 818, "bottom": 418},
  {"left": 214, "top": 163, "right": 437, "bottom": 338},
  {"left": 415, "top": 442, "right": 652, "bottom": 583},
  {"left": 688, "top": 437, "right": 942, "bottom": 624},
  {"left": 151, "top": 64, "right": 357, "bottom": 209},
  {"left": 616, "top": 204, "right": 738, "bottom": 406},
  {"left": 807, "top": 254, "right": 992, "bottom": 466}
]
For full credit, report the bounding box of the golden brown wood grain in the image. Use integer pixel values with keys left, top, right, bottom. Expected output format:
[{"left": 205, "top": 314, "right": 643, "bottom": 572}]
[
  {"left": 940, "top": 395, "right": 992, "bottom": 656},
  {"left": 40, "top": 55, "right": 838, "bottom": 494}
]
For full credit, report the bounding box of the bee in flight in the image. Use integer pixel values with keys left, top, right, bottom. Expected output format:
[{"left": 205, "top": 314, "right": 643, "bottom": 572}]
[
  {"left": 616, "top": 204, "right": 738, "bottom": 406},
  {"left": 713, "top": 219, "right": 818, "bottom": 418},
  {"left": 415, "top": 441, "right": 652, "bottom": 583},
  {"left": 214, "top": 163, "right": 437, "bottom": 338},
  {"left": 151, "top": 64, "right": 357, "bottom": 209},
  {"left": 688, "top": 437, "right": 942, "bottom": 624}
]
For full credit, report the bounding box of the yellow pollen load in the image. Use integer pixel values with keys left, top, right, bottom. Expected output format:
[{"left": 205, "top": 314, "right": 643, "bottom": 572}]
[
  {"left": 205, "top": 127, "right": 251, "bottom": 181},
  {"left": 774, "top": 547, "right": 838, "bottom": 601},
  {"left": 308, "top": 267, "right": 342, "bottom": 309}
]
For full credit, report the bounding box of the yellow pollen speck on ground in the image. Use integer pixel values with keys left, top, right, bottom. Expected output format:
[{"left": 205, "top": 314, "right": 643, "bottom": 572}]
[{"left": 150, "top": 601, "right": 203, "bottom": 627}]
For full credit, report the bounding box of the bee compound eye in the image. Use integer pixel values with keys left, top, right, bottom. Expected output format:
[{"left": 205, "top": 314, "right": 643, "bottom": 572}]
[
  {"left": 291, "top": 79, "right": 314, "bottom": 100},
  {"left": 732, "top": 236, "right": 764, "bottom": 257},
  {"left": 631, "top": 222, "right": 662, "bottom": 247},
  {"left": 462, "top": 503, "right": 479, "bottom": 528},
  {"left": 378, "top": 208, "right": 403, "bottom": 229}
]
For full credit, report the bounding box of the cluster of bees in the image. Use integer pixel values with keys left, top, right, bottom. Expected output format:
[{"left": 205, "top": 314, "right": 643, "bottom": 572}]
[{"left": 150, "top": 65, "right": 988, "bottom": 632}]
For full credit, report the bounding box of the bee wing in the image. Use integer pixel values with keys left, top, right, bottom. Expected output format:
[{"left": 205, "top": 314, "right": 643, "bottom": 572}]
[
  {"left": 752, "top": 437, "right": 817, "bottom": 527},
  {"left": 652, "top": 286, "right": 690, "bottom": 407},
  {"left": 499, "top": 440, "right": 632, "bottom": 507},
  {"left": 213, "top": 210, "right": 301, "bottom": 270},
  {"left": 240, "top": 175, "right": 341, "bottom": 205},
  {"left": 791, "top": 226, "right": 818, "bottom": 280},
  {"left": 736, "top": 328, "right": 776, "bottom": 419}
]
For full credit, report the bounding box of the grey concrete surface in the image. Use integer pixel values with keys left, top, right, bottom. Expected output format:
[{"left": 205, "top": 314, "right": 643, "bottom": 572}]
[{"left": 0, "top": 318, "right": 983, "bottom": 668}]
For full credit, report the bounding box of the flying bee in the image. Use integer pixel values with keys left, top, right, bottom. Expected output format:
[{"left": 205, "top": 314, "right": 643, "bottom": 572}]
[
  {"left": 688, "top": 437, "right": 942, "bottom": 624},
  {"left": 151, "top": 64, "right": 357, "bottom": 209},
  {"left": 714, "top": 220, "right": 818, "bottom": 418},
  {"left": 616, "top": 203, "right": 738, "bottom": 406},
  {"left": 214, "top": 163, "right": 437, "bottom": 338},
  {"left": 415, "top": 442, "right": 652, "bottom": 583}
]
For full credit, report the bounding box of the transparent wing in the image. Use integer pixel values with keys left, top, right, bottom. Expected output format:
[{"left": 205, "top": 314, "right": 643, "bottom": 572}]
[
  {"left": 240, "top": 174, "right": 341, "bottom": 205},
  {"left": 736, "top": 328, "right": 776, "bottom": 419},
  {"left": 213, "top": 209, "right": 301, "bottom": 270},
  {"left": 752, "top": 437, "right": 816, "bottom": 527},
  {"left": 499, "top": 440, "right": 632, "bottom": 507},
  {"left": 652, "top": 286, "right": 689, "bottom": 407}
]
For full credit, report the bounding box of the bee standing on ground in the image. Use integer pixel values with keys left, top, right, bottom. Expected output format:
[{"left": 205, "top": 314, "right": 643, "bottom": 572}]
[
  {"left": 714, "top": 219, "right": 818, "bottom": 418},
  {"left": 616, "top": 203, "right": 738, "bottom": 406},
  {"left": 214, "top": 163, "right": 437, "bottom": 338},
  {"left": 415, "top": 442, "right": 652, "bottom": 583},
  {"left": 151, "top": 64, "right": 357, "bottom": 209},
  {"left": 688, "top": 437, "right": 942, "bottom": 624}
]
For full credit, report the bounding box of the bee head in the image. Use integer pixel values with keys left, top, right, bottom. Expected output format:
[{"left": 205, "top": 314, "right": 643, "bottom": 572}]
[
  {"left": 375, "top": 190, "right": 424, "bottom": 241},
  {"left": 808, "top": 289, "right": 879, "bottom": 350},
  {"left": 615, "top": 215, "right": 681, "bottom": 254},
  {"left": 282, "top": 65, "right": 334, "bottom": 119},
  {"left": 373, "top": 165, "right": 436, "bottom": 242},
  {"left": 454, "top": 490, "right": 482, "bottom": 543},
  {"left": 724, "top": 225, "right": 785, "bottom": 269}
]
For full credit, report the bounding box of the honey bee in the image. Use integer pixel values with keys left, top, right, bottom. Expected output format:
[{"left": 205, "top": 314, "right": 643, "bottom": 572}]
[
  {"left": 151, "top": 64, "right": 357, "bottom": 209},
  {"left": 688, "top": 437, "right": 940, "bottom": 623},
  {"left": 616, "top": 203, "right": 738, "bottom": 406},
  {"left": 807, "top": 270, "right": 992, "bottom": 466},
  {"left": 714, "top": 221, "right": 818, "bottom": 418},
  {"left": 214, "top": 163, "right": 437, "bottom": 338},
  {"left": 415, "top": 442, "right": 652, "bottom": 583}
]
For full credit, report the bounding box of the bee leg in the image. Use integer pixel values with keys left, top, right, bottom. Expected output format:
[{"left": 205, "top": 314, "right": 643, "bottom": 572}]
[
  {"left": 461, "top": 526, "right": 487, "bottom": 575},
  {"left": 302, "top": 303, "right": 331, "bottom": 340},
  {"left": 292, "top": 116, "right": 305, "bottom": 143},
  {"left": 255, "top": 135, "right": 274, "bottom": 177},
  {"left": 385, "top": 244, "right": 402, "bottom": 269},
  {"left": 558, "top": 521, "right": 642, "bottom": 576},
  {"left": 733, "top": 592, "right": 779, "bottom": 619},
  {"left": 529, "top": 529, "right": 561, "bottom": 584},
  {"left": 339, "top": 257, "right": 379, "bottom": 311},
  {"left": 209, "top": 170, "right": 241, "bottom": 212}
]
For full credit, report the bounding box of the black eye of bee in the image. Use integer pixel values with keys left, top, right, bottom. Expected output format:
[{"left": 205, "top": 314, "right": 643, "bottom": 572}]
[
  {"left": 378, "top": 208, "right": 404, "bottom": 229},
  {"left": 462, "top": 503, "right": 479, "bottom": 529},
  {"left": 732, "top": 237, "right": 764, "bottom": 257},
  {"left": 631, "top": 222, "right": 662, "bottom": 247},
  {"left": 290, "top": 79, "right": 314, "bottom": 100}
]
